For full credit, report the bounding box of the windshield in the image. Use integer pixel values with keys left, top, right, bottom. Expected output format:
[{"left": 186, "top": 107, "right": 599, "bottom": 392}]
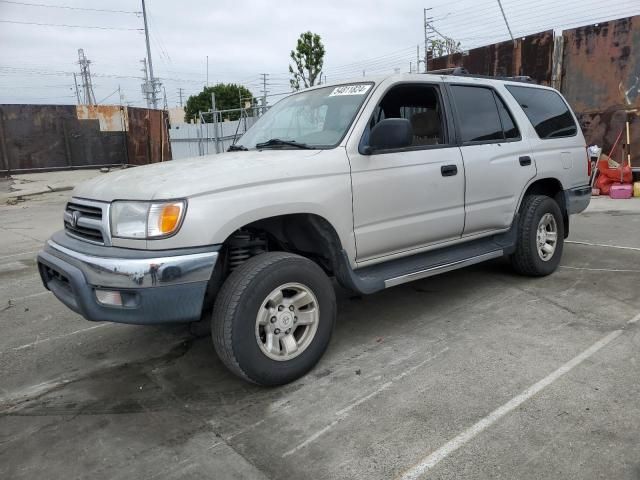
[{"left": 238, "top": 83, "right": 373, "bottom": 149}]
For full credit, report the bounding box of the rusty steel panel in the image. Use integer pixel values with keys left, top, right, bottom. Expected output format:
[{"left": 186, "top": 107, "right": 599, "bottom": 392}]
[
  {"left": 562, "top": 16, "right": 640, "bottom": 113},
  {"left": 126, "top": 107, "right": 171, "bottom": 166},
  {"left": 76, "top": 105, "right": 128, "bottom": 132},
  {"left": 427, "top": 31, "right": 553, "bottom": 84},
  {"left": 0, "top": 105, "right": 81, "bottom": 172},
  {"left": 0, "top": 104, "right": 171, "bottom": 174},
  {"left": 579, "top": 109, "right": 639, "bottom": 167},
  {"left": 519, "top": 31, "right": 554, "bottom": 85}
]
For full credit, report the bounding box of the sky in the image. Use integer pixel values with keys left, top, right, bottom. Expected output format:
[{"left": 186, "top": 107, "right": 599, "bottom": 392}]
[{"left": 0, "top": 0, "right": 638, "bottom": 107}]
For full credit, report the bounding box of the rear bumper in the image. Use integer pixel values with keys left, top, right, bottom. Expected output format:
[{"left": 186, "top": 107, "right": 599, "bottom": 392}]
[
  {"left": 37, "top": 232, "right": 219, "bottom": 325},
  {"left": 566, "top": 185, "right": 591, "bottom": 215}
]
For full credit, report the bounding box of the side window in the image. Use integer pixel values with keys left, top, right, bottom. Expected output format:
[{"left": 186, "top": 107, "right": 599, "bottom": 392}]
[
  {"left": 451, "top": 86, "right": 504, "bottom": 143},
  {"left": 363, "top": 84, "right": 446, "bottom": 149},
  {"left": 506, "top": 86, "right": 577, "bottom": 139},
  {"left": 495, "top": 93, "right": 520, "bottom": 139}
]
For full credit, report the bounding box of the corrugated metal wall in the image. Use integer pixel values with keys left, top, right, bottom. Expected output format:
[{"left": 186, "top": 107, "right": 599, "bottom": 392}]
[{"left": 0, "top": 105, "right": 171, "bottom": 174}]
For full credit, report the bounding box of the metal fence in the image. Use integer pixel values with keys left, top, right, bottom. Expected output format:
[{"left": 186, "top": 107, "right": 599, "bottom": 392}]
[{"left": 169, "top": 106, "right": 266, "bottom": 159}]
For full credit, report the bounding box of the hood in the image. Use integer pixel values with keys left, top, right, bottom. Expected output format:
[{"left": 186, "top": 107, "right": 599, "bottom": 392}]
[{"left": 72, "top": 149, "right": 328, "bottom": 202}]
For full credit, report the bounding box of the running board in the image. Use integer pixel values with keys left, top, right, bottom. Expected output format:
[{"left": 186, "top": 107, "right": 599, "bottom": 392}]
[
  {"left": 335, "top": 226, "right": 517, "bottom": 295},
  {"left": 384, "top": 250, "right": 503, "bottom": 288}
]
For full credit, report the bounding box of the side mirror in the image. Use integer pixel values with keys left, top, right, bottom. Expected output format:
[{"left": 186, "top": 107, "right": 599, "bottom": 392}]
[{"left": 365, "top": 118, "right": 413, "bottom": 154}]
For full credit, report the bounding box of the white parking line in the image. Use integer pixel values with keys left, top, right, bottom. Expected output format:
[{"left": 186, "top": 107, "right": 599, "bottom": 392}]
[
  {"left": 560, "top": 266, "right": 640, "bottom": 273},
  {"left": 397, "top": 311, "right": 640, "bottom": 480},
  {"left": 10, "top": 323, "right": 110, "bottom": 352},
  {"left": 566, "top": 240, "right": 640, "bottom": 252},
  {"left": 282, "top": 347, "right": 449, "bottom": 458}
]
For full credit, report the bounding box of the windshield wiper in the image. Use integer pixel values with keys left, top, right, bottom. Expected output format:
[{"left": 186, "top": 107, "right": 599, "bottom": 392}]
[
  {"left": 227, "top": 144, "right": 248, "bottom": 152},
  {"left": 255, "top": 138, "right": 312, "bottom": 149}
]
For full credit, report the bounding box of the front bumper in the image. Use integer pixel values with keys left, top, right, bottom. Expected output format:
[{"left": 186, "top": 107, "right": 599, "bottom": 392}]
[{"left": 37, "top": 231, "right": 220, "bottom": 325}]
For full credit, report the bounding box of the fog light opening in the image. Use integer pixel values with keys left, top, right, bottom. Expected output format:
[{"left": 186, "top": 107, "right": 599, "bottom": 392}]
[{"left": 95, "top": 289, "right": 123, "bottom": 306}]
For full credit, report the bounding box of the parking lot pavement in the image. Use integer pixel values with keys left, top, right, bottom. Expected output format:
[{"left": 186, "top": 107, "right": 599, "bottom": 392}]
[{"left": 1, "top": 195, "right": 639, "bottom": 480}]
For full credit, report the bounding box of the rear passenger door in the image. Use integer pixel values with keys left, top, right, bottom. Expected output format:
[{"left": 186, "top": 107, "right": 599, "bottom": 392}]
[{"left": 449, "top": 84, "right": 536, "bottom": 236}]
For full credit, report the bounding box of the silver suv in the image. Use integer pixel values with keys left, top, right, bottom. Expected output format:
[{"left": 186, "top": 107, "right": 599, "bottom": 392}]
[{"left": 37, "top": 73, "right": 591, "bottom": 385}]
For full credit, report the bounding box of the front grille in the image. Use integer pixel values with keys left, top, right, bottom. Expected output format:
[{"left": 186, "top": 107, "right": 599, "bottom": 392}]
[{"left": 64, "top": 201, "right": 106, "bottom": 244}]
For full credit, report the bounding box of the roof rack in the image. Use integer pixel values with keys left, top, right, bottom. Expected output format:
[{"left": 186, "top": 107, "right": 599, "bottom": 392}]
[{"left": 425, "top": 67, "right": 534, "bottom": 83}]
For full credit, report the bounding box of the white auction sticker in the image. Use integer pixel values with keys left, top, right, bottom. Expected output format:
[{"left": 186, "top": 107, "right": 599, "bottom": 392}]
[{"left": 329, "top": 84, "right": 372, "bottom": 96}]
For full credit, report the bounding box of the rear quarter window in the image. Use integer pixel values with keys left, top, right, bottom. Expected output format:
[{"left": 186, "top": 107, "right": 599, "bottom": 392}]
[{"left": 506, "top": 86, "right": 577, "bottom": 139}]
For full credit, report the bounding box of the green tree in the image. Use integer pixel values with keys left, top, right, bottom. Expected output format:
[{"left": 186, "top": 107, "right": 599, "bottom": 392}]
[
  {"left": 184, "top": 83, "right": 254, "bottom": 122},
  {"left": 289, "top": 31, "right": 325, "bottom": 90}
]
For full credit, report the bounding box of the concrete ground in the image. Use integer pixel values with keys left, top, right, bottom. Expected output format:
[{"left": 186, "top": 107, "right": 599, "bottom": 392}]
[
  {"left": 1, "top": 192, "right": 639, "bottom": 480},
  {"left": 0, "top": 168, "right": 112, "bottom": 202}
]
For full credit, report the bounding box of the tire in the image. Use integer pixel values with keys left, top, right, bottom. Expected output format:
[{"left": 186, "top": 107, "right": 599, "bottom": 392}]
[
  {"left": 510, "top": 194, "right": 564, "bottom": 277},
  {"left": 212, "top": 252, "right": 336, "bottom": 386}
]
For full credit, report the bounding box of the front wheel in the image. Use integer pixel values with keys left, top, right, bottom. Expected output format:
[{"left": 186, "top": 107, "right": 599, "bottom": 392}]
[
  {"left": 212, "top": 252, "right": 336, "bottom": 386},
  {"left": 510, "top": 194, "right": 564, "bottom": 276}
]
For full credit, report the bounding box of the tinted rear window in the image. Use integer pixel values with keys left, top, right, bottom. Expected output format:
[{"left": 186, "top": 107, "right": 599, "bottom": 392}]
[
  {"left": 451, "top": 86, "right": 503, "bottom": 142},
  {"left": 506, "top": 86, "right": 577, "bottom": 139}
]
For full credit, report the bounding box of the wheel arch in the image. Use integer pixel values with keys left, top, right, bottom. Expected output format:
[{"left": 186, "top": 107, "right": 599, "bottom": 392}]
[
  {"left": 516, "top": 177, "right": 569, "bottom": 238},
  {"left": 201, "top": 212, "right": 347, "bottom": 319}
]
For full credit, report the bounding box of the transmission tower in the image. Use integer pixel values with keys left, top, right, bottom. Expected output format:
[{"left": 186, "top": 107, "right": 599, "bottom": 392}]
[{"left": 77, "top": 48, "right": 96, "bottom": 105}]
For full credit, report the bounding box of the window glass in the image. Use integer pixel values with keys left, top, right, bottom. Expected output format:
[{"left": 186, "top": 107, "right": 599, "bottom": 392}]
[
  {"left": 238, "top": 84, "right": 371, "bottom": 148},
  {"left": 506, "top": 86, "right": 577, "bottom": 139},
  {"left": 363, "top": 84, "right": 445, "bottom": 149},
  {"left": 451, "top": 86, "right": 503, "bottom": 142},
  {"left": 494, "top": 93, "right": 519, "bottom": 139}
]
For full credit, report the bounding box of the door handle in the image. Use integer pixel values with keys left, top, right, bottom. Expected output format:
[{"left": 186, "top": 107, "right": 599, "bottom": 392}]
[
  {"left": 519, "top": 156, "right": 532, "bottom": 166},
  {"left": 441, "top": 165, "right": 458, "bottom": 177}
]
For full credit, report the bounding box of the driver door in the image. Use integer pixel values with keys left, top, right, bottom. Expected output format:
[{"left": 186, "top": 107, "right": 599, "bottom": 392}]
[{"left": 347, "top": 82, "right": 465, "bottom": 263}]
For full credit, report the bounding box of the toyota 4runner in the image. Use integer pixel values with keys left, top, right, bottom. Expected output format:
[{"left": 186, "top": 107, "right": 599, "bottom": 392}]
[{"left": 37, "top": 73, "right": 591, "bottom": 385}]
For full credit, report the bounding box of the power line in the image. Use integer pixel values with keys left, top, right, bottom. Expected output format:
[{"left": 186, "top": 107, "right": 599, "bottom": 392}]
[
  {"left": 0, "top": 19, "right": 143, "bottom": 30},
  {"left": 432, "top": 1, "right": 639, "bottom": 40},
  {"left": 0, "top": 0, "right": 141, "bottom": 13},
  {"left": 97, "top": 88, "right": 119, "bottom": 104}
]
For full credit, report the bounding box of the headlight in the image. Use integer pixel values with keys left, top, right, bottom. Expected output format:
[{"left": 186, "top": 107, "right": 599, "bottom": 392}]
[{"left": 110, "top": 200, "right": 186, "bottom": 239}]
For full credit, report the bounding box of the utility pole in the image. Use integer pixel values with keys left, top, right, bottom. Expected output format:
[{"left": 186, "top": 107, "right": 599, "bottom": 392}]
[
  {"left": 424, "top": 8, "right": 433, "bottom": 72},
  {"left": 162, "top": 86, "right": 168, "bottom": 111},
  {"left": 260, "top": 73, "right": 269, "bottom": 114},
  {"left": 177, "top": 87, "right": 184, "bottom": 107},
  {"left": 206, "top": 55, "right": 209, "bottom": 87},
  {"left": 496, "top": 0, "right": 516, "bottom": 46},
  {"left": 77, "top": 48, "right": 96, "bottom": 105},
  {"left": 141, "top": 0, "right": 159, "bottom": 108}
]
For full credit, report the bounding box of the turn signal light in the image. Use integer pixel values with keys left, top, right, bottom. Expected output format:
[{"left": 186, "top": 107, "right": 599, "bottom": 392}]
[
  {"left": 159, "top": 204, "right": 181, "bottom": 233},
  {"left": 147, "top": 201, "right": 185, "bottom": 237}
]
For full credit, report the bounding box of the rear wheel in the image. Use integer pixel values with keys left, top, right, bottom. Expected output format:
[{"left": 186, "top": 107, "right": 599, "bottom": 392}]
[
  {"left": 510, "top": 194, "right": 564, "bottom": 276},
  {"left": 212, "top": 252, "right": 336, "bottom": 386}
]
